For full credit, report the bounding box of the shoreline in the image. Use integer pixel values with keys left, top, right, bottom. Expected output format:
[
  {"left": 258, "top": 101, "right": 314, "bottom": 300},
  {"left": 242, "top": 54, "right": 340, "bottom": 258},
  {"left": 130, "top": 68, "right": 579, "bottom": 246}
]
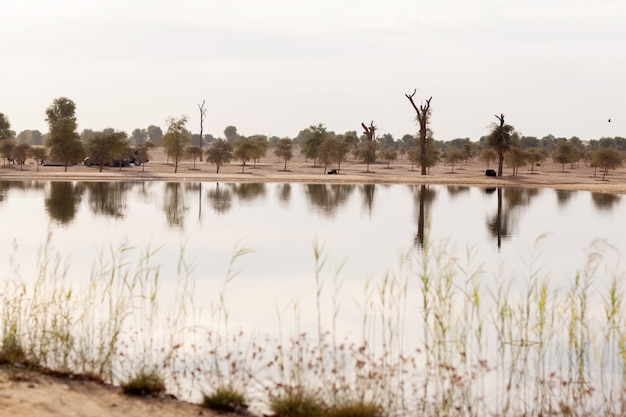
[{"left": 2, "top": 154, "right": 626, "bottom": 194}]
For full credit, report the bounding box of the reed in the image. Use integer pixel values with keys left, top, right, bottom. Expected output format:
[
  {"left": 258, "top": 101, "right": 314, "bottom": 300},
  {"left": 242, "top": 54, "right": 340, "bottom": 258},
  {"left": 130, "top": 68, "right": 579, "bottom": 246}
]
[{"left": 2, "top": 233, "right": 626, "bottom": 417}]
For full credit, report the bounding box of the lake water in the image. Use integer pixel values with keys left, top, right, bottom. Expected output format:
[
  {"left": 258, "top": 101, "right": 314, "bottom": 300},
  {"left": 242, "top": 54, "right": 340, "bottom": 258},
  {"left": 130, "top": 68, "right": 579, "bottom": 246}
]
[
  {"left": 1, "top": 180, "right": 624, "bottom": 335},
  {"left": 2, "top": 180, "right": 626, "bottom": 413}
]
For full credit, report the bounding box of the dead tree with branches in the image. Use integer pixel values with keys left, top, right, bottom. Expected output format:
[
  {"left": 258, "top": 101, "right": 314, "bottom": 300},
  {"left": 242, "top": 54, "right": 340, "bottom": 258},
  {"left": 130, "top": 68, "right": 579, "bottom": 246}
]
[{"left": 405, "top": 90, "right": 432, "bottom": 175}]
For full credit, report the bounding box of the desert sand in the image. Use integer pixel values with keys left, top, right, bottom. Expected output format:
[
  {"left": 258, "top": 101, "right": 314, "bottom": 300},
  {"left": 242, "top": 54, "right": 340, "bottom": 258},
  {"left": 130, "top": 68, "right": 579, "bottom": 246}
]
[{"left": 1, "top": 149, "right": 625, "bottom": 417}]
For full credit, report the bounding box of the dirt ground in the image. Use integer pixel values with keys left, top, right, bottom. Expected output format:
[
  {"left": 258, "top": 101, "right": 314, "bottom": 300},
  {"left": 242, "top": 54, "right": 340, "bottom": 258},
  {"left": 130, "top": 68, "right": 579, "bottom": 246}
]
[
  {"left": 2, "top": 148, "right": 626, "bottom": 195},
  {"left": 1, "top": 148, "right": 626, "bottom": 417}
]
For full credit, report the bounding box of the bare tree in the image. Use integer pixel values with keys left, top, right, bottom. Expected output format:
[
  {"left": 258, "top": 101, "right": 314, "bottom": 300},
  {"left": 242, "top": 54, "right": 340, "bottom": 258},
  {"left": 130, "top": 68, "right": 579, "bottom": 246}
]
[
  {"left": 361, "top": 121, "right": 376, "bottom": 142},
  {"left": 198, "top": 100, "right": 207, "bottom": 161},
  {"left": 405, "top": 90, "right": 432, "bottom": 175}
]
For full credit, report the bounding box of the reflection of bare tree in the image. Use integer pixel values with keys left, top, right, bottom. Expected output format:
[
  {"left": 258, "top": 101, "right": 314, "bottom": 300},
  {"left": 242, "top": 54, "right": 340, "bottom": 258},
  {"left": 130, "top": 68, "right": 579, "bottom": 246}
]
[
  {"left": 360, "top": 184, "right": 376, "bottom": 217},
  {"left": 485, "top": 187, "right": 538, "bottom": 249},
  {"left": 410, "top": 184, "right": 437, "bottom": 249},
  {"left": 85, "top": 182, "right": 131, "bottom": 218},
  {"left": 591, "top": 192, "right": 621, "bottom": 211},
  {"left": 486, "top": 188, "right": 509, "bottom": 249},
  {"left": 163, "top": 183, "right": 188, "bottom": 228},
  {"left": 207, "top": 183, "right": 232, "bottom": 214},
  {"left": 277, "top": 183, "right": 291, "bottom": 204},
  {"left": 45, "top": 182, "right": 85, "bottom": 224},
  {"left": 228, "top": 183, "right": 267, "bottom": 203},
  {"left": 304, "top": 184, "right": 355, "bottom": 217},
  {"left": 184, "top": 182, "right": 202, "bottom": 220},
  {"left": 555, "top": 190, "right": 573, "bottom": 208}
]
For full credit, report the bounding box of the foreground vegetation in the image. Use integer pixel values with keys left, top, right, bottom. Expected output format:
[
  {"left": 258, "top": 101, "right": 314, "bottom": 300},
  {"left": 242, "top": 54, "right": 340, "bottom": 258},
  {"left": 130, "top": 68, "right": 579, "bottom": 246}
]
[{"left": 2, "top": 234, "right": 626, "bottom": 417}]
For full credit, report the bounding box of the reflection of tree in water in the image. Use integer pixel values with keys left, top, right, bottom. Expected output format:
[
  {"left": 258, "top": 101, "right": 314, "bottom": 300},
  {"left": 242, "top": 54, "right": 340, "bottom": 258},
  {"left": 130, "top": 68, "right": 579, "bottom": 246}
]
[
  {"left": 277, "top": 183, "right": 291, "bottom": 204},
  {"left": 185, "top": 182, "right": 203, "bottom": 220},
  {"left": 304, "top": 184, "right": 355, "bottom": 217},
  {"left": 360, "top": 184, "right": 376, "bottom": 217},
  {"left": 163, "top": 183, "right": 189, "bottom": 228},
  {"left": 0, "top": 181, "right": 8, "bottom": 203},
  {"left": 207, "top": 183, "right": 232, "bottom": 214},
  {"left": 446, "top": 185, "right": 470, "bottom": 198},
  {"left": 591, "top": 192, "right": 621, "bottom": 211},
  {"left": 555, "top": 190, "right": 573, "bottom": 208},
  {"left": 85, "top": 182, "right": 131, "bottom": 218},
  {"left": 486, "top": 187, "right": 539, "bottom": 249},
  {"left": 228, "top": 183, "right": 267, "bottom": 203},
  {"left": 410, "top": 184, "right": 437, "bottom": 249},
  {"left": 0, "top": 181, "right": 46, "bottom": 203},
  {"left": 45, "top": 181, "right": 84, "bottom": 224}
]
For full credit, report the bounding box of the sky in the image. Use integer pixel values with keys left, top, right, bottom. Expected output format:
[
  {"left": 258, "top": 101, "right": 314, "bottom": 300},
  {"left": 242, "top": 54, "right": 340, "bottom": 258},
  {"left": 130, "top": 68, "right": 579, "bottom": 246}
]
[{"left": 1, "top": 0, "right": 625, "bottom": 142}]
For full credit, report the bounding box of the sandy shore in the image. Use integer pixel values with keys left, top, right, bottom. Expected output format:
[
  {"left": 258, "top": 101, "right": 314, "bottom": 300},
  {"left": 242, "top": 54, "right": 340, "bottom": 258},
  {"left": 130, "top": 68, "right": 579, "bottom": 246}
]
[
  {"left": 2, "top": 149, "right": 626, "bottom": 194},
  {"left": 1, "top": 149, "right": 625, "bottom": 417}
]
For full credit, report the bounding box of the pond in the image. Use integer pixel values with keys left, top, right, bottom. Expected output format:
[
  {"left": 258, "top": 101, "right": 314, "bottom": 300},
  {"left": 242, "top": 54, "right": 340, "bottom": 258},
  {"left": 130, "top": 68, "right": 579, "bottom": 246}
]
[{"left": 1, "top": 180, "right": 625, "bottom": 414}]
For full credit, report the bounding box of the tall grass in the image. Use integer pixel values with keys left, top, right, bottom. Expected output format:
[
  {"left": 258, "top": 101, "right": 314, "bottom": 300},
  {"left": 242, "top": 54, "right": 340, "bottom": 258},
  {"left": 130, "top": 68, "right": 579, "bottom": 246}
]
[{"left": 2, "top": 233, "right": 626, "bottom": 417}]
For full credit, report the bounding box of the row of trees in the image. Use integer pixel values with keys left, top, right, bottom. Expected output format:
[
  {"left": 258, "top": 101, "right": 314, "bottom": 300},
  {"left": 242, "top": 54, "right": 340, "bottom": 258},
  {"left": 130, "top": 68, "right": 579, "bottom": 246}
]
[{"left": 2, "top": 96, "right": 625, "bottom": 178}]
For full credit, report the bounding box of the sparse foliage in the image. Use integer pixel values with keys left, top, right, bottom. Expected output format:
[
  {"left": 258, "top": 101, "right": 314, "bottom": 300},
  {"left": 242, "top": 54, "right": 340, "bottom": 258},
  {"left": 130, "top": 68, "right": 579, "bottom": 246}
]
[
  {"left": 487, "top": 113, "right": 516, "bottom": 176},
  {"left": 274, "top": 138, "right": 294, "bottom": 171},
  {"left": 206, "top": 139, "right": 233, "bottom": 173},
  {"left": 162, "top": 116, "right": 191, "bottom": 173}
]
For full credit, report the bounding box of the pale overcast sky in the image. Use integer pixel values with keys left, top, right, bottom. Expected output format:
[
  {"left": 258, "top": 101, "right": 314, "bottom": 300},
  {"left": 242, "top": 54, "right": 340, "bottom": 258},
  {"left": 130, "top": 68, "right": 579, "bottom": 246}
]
[{"left": 1, "top": 0, "right": 625, "bottom": 141}]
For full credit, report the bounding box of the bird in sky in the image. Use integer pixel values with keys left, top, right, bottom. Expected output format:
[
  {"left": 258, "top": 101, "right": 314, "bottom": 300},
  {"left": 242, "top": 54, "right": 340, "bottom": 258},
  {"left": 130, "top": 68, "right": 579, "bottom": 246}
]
[{"left": 608, "top": 118, "right": 612, "bottom": 122}]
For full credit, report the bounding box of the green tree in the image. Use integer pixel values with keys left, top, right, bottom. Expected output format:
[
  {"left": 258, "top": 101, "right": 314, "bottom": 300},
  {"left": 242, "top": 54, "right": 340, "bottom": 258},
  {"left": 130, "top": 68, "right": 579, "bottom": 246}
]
[
  {"left": 16, "top": 129, "right": 43, "bottom": 145},
  {"left": 233, "top": 137, "right": 255, "bottom": 173},
  {"left": 206, "top": 139, "right": 233, "bottom": 173},
  {"left": 317, "top": 136, "right": 342, "bottom": 173},
  {"left": 186, "top": 145, "right": 203, "bottom": 170},
  {"left": 478, "top": 148, "right": 497, "bottom": 168},
  {"left": 486, "top": 113, "right": 516, "bottom": 176},
  {"left": 224, "top": 125, "right": 238, "bottom": 143},
  {"left": 162, "top": 116, "right": 191, "bottom": 173},
  {"left": 592, "top": 147, "right": 624, "bottom": 181},
  {"left": 135, "top": 141, "right": 155, "bottom": 172},
  {"left": 0, "top": 113, "right": 14, "bottom": 141},
  {"left": 1, "top": 140, "right": 14, "bottom": 166},
  {"left": 405, "top": 90, "right": 433, "bottom": 175},
  {"left": 359, "top": 140, "right": 376, "bottom": 172},
  {"left": 131, "top": 128, "right": 148, "bottom": 145},
  {"left": 552, "top": 141, "right": 577, "bottom": 172},
  {"left": 147, "top": 125, "right": 164, "bottom": 146},
  {"left": 45, "top": 97, "right": 76, "bottom": 124},
  {"left": 86, "top": 131, "right": 129, "bottom": 172},
  {"left": 250, "top": 135, "right": 269, "bottom": 167},
  {"left": 445, "top": 147, "right": 464, "bottom": 173},
  {"left": 302, "top": 124, "right": 327, "bottom": 166},
  {"left": 28, "top": 147, "right": 47, "bottom": 172},
  {"left": 45, "top": 97, "right": 83, "bottom": 171},
  {"left": 12, "top": 143, "right": 30, "bottom": 170},
  {"left": 379, "top": 146, "right": 398, "bottom": 168},
  {"left": 525, "top": 148, "right": 545, "bottom": 174},
  {"left": 274, "top": 138, "right": 293, "bottom": 171},
  {"left": 504, "top": 147, "right": 527, "bottom": 176}
]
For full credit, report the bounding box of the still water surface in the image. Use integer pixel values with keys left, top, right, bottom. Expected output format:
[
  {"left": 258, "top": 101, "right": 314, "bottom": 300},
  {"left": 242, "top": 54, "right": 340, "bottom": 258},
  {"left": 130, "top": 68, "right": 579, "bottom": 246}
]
[{"left": 1, "top": 180, "right": 624, "bottom": 334}]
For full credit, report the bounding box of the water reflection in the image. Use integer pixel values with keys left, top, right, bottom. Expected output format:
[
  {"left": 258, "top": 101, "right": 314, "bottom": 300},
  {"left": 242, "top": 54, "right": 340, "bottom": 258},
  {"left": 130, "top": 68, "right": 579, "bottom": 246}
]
[
  {"left": 555, "top": 190, "right": 573, "bottom": 208},
  {"left": 410, "top": 184, "right": 437, "bottom": 249},
  {"left": 277, "top": 183, "right": 291, "bottom": 204},
  {"left": 305, "top": 184, "right": 355, "bottom": 217},
  {"left": 591, "top": 192, "right": 621, "bottom": 211},
  {"left": 45, "top": 182, "right": 84, "bottom": 224},
  {"left": 485, "top": 187, "right": 540, "bottom": 249},
  {"left": 446, "top": 185, "right": 470, "bottom": 198},
  {"left": 229, "top": 183, "right": 267, "bottom": 203},
  {"left": 360, "top": 184, "right": 376, "bottom": 216},
  {"left": 207, "top": 183, "right": 232, "bottom": 214},
  {"left": 85, "top": 182, "right": 130, "bottom": 218},
  {"left": 163, "top": 183, "right": 189, "bottom": 228}
]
